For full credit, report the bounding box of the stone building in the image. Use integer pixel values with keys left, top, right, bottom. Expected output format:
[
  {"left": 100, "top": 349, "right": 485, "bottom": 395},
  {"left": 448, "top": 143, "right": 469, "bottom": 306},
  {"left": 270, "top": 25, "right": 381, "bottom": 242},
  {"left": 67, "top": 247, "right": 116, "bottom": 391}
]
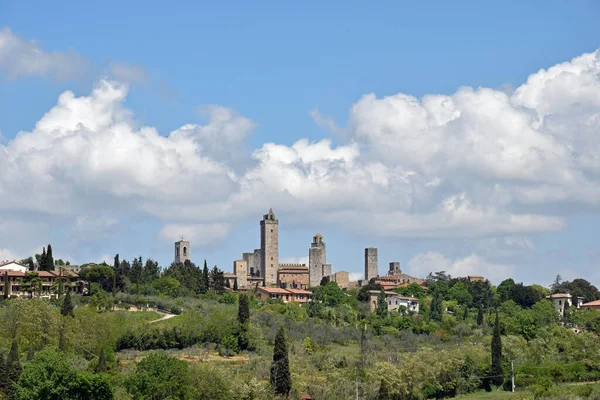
[
  {"left": 309, "top": 234, "right": 331, "bottom": 287},
  {"left": 242, "top": 249, "right": 262, "bottom": 277},
  {"left": 365, "top": 247, "right": 378, "bottom": 282},
  {"left": 174, "top": 239, "right": 190, "bottom": 264},
  {"left": 277, "top": 263, "right": 309, "bottom": 289},
  {"left": 260, "top": 208, "right": 279, "bottom": 285},
  {"left": 388, "top": 262, "right": 401, "bottom": 275},
  {"left": 233, "top": 260, "right": 248, "bottom": 288},
  {"left": 328, "top": 271, "right": 349, "bottom": 289}
]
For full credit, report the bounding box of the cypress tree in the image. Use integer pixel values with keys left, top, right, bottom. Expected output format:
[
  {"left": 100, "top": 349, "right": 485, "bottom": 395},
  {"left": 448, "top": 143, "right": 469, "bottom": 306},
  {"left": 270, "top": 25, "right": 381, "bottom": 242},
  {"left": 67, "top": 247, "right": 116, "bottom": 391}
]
[
  {"left": 477, "top": 305, "right": 484, "bottom": 326},
  {"left": 46, "top": 244, "right": 54, "bottom": 271},
  {"left": 57, "top": 268, "right": 64, "bottom": 300},
  {"left": 233, "top": 278, "right": 238, "bottom": 291},
  {"left": 40, "top": 247, "right": 47, "bottom": 271},
  {"left": 377, "top": 378, "right": 392, "bottom": 400},
  {"left": 376, "top": 288, "right": 388, "bottom": 318},
  {"left": 3, "top": 270, "right": 9, "bottom": 299},
  {"left": 491, "top": 311, "right": 503, "bottom": 387},
  {"left": 270, "top": 326, "right": 291, "bottom": 396},
  {"left": 430, "top": 289, "right": 443, "bottom": 322},
  {"left": 225, "top": 279, "right": 231, "bottom": 289},
  {"left": 27, "top": 257, "right": 34, "bottom": 271},
  {"left": 6, "top": 339, "right": 22, "bottom": 388},
  {"left": 463, "top": 305, "right": 469, "bottom": 321},
  {"left": 238, "top": 294, "right": 250, "bottom": 325},
  {"left": 203, "top": 260, "right": 210, "bottom": 291},
  {"left": 96, "top": 347, "right": 108, "bottom": 373},
  {"left": 61, "top": 290, "right": 75, "bottom": 317},
  {"left": 0, "top": 351, "right": 6, "bottom": 393},
  {"left": 113, "top": 254, "right": 119, "bottom": 299}
]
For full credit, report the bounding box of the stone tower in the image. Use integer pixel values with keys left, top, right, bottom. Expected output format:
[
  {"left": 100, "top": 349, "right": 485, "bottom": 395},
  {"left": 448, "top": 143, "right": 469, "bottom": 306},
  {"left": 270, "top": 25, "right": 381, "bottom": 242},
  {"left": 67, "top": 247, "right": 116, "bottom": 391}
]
[
  {"left": 365, "top": 247, "right": 378, "bottom": 282},
  {"left": 233, "top": 260, "right": 248, "bottom": 288},
  {"left": 309, "top": 233, "right": 327, "bottom": 287},
  {"left": 389, "top": 262, "right": 401, "bottom": 275},
  {"left": 260, "top": 208, "right": 279, "bottom": 285},
  {"left": 174, "top": 239, "right": 190, "bottom": 264}
]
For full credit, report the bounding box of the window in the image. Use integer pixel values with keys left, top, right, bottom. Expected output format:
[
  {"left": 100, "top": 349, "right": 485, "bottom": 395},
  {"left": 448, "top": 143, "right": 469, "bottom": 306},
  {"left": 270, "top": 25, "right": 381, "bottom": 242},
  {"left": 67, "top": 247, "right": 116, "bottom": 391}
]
[
  {"left": 271, "top": 257, "right": 273, "bottom": 260},
  {"left": 183, "top": 247, "right": 187, "bottom": 256},
  {"left": 559, "top": 300, "right": 562, "bottom": 305},
  {"left": 271, "top": 229, "right": 273, "bottom": 232}
]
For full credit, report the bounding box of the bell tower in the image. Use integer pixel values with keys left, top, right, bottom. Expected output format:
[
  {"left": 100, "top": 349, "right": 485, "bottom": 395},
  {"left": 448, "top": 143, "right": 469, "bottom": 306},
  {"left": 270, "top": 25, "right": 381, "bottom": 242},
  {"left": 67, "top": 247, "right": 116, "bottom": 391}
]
[{"left": 174, "top": 238, "right": 190, "bottom": 264}]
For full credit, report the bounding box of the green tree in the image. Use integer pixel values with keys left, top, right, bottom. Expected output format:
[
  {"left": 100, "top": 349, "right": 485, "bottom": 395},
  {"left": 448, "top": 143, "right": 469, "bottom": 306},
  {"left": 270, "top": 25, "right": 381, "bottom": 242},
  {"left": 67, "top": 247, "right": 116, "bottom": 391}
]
[
  {"left": 27, "top": 257, "right": 34, "bottom": 271},
  {"left": 96, "top": 348, "right": 108, "bottom": 373},
  {"left": 3, "top": 270, "right": 9, "bottom": 299},
  {"left": 56, "top": 268, "right": 64, "bottom": 300},
  {"left": 112, "top": 254, "right": 119, "bottom": 300},
  {"left": 125, "top": 352, "right": 191, "bottom": 400},
  {"left": 495, "top": 278, "right": 515, "bottom": 304},
  {"left": 61, "top": 290, "right": 75, "bottom": 317},
  {"left": 270, "top": 327, "right": 291, "bottom": 396},
  {"left": 39, "top": 248, "right": 47, "bottom": 271},
  {"left": 491, "top": 312, "right": 503, "bottom": 387},
  {"left": 448, "top": 281, "right": 472, "bottom": 305},
  {"left": 12, "top": 348, "right": 114, "bottom": 400},
  {"left": 430, "top": 289, "right": 444, "bottom": 322},
  {"left": 376, "top": 289, "right": 388, "bottom": 318},
  {"left": 507, "top": 283, "right": 542, "bottom": 308},
  {"left": 7, "top": 339, "right": 22, "bottom": 390},
  {"left": 0, "top": 350, "right": 7, "bottom": 394},
  {"left": 152, "top": 277, "right": 181, "bottom": 297},
  {"left": 238, "top": 294, "right": 250, "bottom": 325},
  {"left": 211, "top": 266, "right": 225, "bottom": 293},
  {"left": 21, "top": 272, "right": 42, "bottom": 298},
  {"left": 203, "top": 260, "right": 210, "bottom": 293},
  {"left": 477, "top": 305, "right": 484, "bottom": 326},
  {"left": 357, "top": 278, "right": 383, "bottom": 302},
  {"left": 233, "top": 278, "right": 238, "bottom": 291},
  {"left": 45, "top": 244, "right": 54, "bottom": 271}
]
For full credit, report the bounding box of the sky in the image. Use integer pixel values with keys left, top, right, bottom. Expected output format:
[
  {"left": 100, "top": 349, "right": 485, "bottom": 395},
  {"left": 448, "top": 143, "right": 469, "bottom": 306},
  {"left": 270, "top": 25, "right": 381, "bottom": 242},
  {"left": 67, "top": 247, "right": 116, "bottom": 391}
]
[{"left": 1, "top": 1, "right": 600, "bottom": 286}]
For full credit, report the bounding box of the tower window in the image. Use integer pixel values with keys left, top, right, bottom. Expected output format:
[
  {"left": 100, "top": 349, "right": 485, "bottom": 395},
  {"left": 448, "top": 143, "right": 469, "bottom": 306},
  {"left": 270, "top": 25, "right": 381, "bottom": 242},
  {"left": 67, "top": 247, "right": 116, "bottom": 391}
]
[
  {"left": 271, "top": 257, "right": 273, "bottom": 260},
  {"left": 271, "top": 229, "right": 273, "bottom": 232},
  {"left": 183, "top": 247, "right": 187, "bottom": 256}
]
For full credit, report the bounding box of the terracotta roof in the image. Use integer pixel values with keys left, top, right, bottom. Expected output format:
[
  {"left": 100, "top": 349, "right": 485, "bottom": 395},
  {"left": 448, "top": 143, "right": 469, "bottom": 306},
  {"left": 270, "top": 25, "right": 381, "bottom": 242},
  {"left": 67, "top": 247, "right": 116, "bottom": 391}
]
[
  {"left": 1, "top": 270, "right": 25, "bottom": 277},
  {"left": 314, "top": 233, "right": 322, "bottom": 238},
  {"left": 37, "top": 271, "right": 56, "bottom": 277},
  {"left": 286, "top": 288, "right": 312, "bottom": 295},
  {"left": 581, "top": 300, "right": 600, "bottom": 306},
  {"left": 546, "top": 293, "right": 571, "bottom": 299},
  {"left": 258, "top": 287, "right": 291, "bottom": 294}
]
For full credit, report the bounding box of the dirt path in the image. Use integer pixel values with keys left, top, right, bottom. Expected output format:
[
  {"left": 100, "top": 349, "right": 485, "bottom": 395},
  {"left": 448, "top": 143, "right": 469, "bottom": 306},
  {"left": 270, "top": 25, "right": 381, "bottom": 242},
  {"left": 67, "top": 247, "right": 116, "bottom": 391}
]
[{"left": 148, "top": 310, "right": 177, "bottom": 324}]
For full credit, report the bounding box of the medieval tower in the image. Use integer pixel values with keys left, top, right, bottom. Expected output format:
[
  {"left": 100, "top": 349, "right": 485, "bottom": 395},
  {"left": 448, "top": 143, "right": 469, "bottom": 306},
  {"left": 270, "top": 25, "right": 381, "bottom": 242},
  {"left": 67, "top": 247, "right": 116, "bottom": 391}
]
[
  {"left": 365, "top": 247, "right": 378, "bottom": 282},
  {"left": 174, "top": 239, "right": 190, "bottom": 264},
  {"left": 309, "top": 233, "right": 331, "bottom": 287},
  {"left": 260, "top": 208, "right": 279, "bottom": 285}
]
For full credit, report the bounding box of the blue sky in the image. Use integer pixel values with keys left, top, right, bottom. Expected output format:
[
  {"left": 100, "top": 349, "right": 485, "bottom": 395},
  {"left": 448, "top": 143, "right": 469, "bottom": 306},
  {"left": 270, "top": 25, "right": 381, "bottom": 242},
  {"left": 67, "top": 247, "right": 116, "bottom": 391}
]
[{"left": 1, "top": 1, "right": 599, "bottom": 286}]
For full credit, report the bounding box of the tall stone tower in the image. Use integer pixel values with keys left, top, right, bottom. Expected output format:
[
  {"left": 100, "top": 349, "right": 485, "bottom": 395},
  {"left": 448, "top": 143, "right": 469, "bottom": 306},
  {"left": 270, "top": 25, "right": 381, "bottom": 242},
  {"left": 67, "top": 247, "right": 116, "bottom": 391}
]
[
  {"left": 389, "top": 262, "right": 401, "bottom": 275},
  {"left": 309, "top": 233, "right": 328, "bottom": 287},
  {"left": 364, "top": 247, "right": 378, "bottom": 282},
  {"left": 260, "top": 208, "right": 279, "bottom": 285},
  {"left": 174, "top": 239, "right": 190, "bottom": 264}
]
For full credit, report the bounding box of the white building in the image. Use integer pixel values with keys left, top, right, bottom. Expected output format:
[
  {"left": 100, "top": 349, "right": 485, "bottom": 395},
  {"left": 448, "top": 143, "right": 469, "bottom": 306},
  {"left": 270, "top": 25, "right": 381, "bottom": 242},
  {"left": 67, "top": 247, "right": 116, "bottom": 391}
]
[
  {"left": 546, "top": 293, "right": 584, "bottom": 316},
  {"left": 368, "top": 290, "right": 420, "bottom": 313},
  {"left": 0, "top": 261, "right": 27, "bottom": 273}
]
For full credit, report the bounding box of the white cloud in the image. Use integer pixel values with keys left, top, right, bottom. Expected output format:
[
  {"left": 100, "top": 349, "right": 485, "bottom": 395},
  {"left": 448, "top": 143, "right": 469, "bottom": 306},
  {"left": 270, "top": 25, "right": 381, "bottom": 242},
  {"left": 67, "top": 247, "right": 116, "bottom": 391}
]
[
  {"left": 407, "top": 252, "right": 515, "bottom": 284},
  {"left": 1, "top": 48, "right": 600, "bottom": 270},
  {"left": 0, "top": 27, "right": 89, "bottom": 80},
  {"left": 159, "top": 223, "right": 231, "bottom": 246},
  {"left": 0, "top": 248, "right": 19, "bottom": 263}
]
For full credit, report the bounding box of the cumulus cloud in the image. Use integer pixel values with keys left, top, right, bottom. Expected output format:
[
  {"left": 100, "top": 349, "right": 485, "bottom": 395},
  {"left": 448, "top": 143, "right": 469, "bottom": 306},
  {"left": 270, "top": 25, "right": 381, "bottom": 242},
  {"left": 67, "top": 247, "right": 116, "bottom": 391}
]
[
  {"left": 105, "top": 62, "right": 148, "bottom": 85},
  {"left": 0, "top": 27, "right": 89, "bottom": 80},
  {"left": 1, "top": 48, "right": 600, "bottom": 270},
  {"left": 407, "top": 252, "right": 515, "bottom": 283}
]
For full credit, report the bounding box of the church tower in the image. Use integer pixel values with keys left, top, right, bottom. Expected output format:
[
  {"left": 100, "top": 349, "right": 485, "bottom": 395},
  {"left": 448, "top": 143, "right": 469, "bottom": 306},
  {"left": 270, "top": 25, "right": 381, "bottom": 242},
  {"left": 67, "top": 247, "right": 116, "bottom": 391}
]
[
  {"left": 174, "top": 239, "right": 190, "bottom": 264},
  {"left": 260, "top": 208, "right": 279, "bottom": 285}
]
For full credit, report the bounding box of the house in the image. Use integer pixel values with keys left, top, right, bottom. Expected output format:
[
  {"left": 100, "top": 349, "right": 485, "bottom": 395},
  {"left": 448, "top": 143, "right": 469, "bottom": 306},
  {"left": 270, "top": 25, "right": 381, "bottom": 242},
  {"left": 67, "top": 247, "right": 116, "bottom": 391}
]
[
  {"left": 0, "top": 261, "right": 28, "bottom": 273},
  {"left": 580, "top": 300, "right": 600, "bottom": 311},
  {"left": 546, "top": 293, "right": 585, "bottom": 316},
  {"left": 254, "top": 287, "right": 312, "bottom": 303},
  {"left": 467, "top": 276, "right": 485, "bottom": 282},
  {"left": 277, "top": 264, "right": 309, "bottom": 289},
  {"left": 367, "top": 290, "right": 420, "bottom": 313},
  {"left": 0, "top": 269, "right": 85, "bottom": 298}
]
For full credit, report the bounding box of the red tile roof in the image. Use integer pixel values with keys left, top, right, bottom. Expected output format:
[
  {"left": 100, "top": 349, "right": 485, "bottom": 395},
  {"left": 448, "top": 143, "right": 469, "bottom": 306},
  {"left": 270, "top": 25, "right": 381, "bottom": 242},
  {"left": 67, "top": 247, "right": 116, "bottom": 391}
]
[
  {"left": 286, "top": 288, "right": 312, "bottom": 295},
  {"left": 258, "top": 287, "right": 291, "bottom": 294},
  {"left": 581, "top": 300, "right": 600, "bottom": 306}
]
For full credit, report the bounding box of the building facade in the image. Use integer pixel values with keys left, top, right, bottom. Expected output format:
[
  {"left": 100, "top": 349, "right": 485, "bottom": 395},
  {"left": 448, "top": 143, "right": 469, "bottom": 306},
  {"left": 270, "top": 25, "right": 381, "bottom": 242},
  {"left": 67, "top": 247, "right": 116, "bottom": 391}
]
[
  {"left": 277, "top": 264, "right": 309, "bottom": 289},
  {"left": 367, "top": 290, "right": 420, "bottom": 313},
  {"left": 174, "top": 240, "right": 190, "bottom": 264},
  {"left": 242, "top": 249, "right": 262, "bottom": 277},
  {"left": 260, "top": 209, "right": 279, "bottom": 285},
  {"left": 254, "top": 286, "right": 312, "bottom": 303}
]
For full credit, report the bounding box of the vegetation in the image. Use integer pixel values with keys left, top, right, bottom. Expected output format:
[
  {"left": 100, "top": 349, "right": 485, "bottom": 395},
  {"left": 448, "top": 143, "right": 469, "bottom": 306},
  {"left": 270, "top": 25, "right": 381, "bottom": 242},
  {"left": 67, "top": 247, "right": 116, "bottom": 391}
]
[{"left": 1, "top": 250, "right": 600, "bottom": 399}]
